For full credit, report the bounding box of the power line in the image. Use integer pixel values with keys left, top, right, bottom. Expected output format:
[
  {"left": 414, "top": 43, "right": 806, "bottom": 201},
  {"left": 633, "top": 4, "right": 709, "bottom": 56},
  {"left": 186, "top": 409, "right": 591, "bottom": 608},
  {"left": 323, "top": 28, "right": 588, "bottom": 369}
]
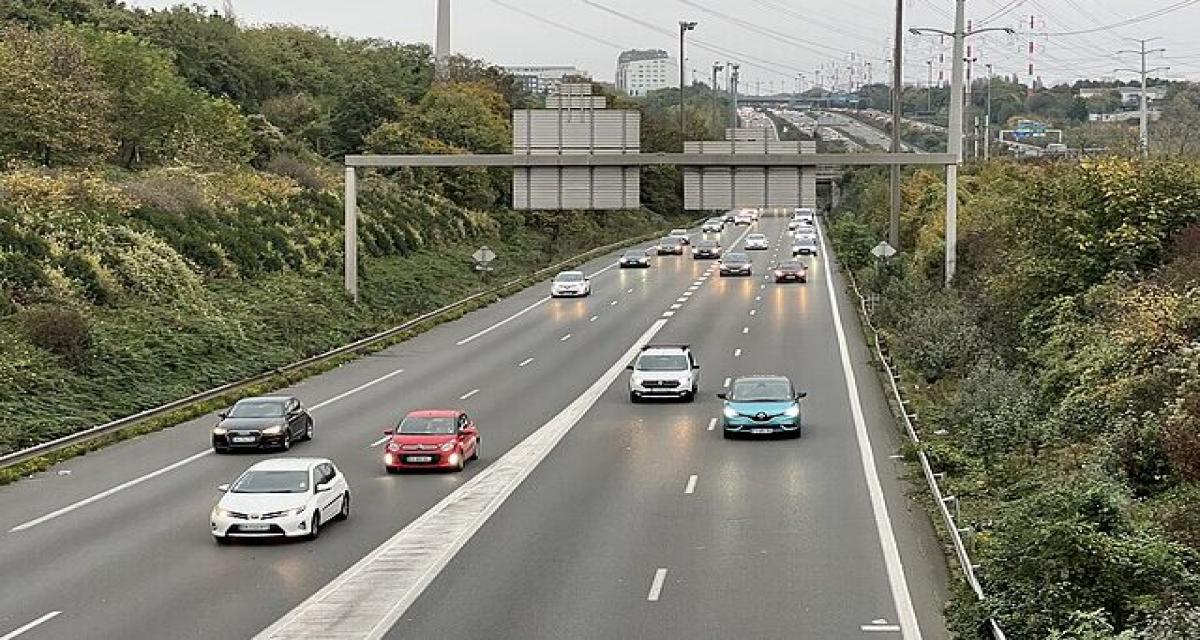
[
  {"left": 979, "top": 0, "right": 1028, "bottom": 26},
  {"left": 674, "top": 0, "right": 877, "bottom": 61},
  {"left": 1036, "top": 0, "right": 1200, "bottom": 36},
  {"left": 486, "top": 0, "right": 628, "bottom": 51},
  {"left": 746, "top": 0, "right": 881, "bottom": 47}
]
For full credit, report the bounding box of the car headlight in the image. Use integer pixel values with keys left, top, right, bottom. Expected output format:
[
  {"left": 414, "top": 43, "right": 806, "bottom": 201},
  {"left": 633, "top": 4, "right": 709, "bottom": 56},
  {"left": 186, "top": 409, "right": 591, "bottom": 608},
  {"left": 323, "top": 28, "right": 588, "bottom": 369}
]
[
  {"left": 213, "top": 507, "right": 231, "bottom": 518},
  {"left": 212, "top": 427, "right": 228, "bottom": 436},
  {"left": 723, "top": 406, "right": 738, "bottom": 419},
  {"left": 440, "top": 442, "right": 456, "bottom": 452},
  {"left": 784, "top": 405, "right": 801, "bottom": 418},
  {"left": 386, "top": 442, "right": 401, "bottom": 452},
  {"left": 261, "top": 425, "right": 285, "bottom": 435}
]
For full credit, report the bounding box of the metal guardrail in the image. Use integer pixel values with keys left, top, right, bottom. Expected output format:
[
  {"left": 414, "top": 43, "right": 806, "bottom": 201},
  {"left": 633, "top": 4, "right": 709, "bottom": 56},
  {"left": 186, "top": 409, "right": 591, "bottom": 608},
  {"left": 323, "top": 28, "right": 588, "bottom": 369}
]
[
  {"left": 844, "top": 270, "right": 1006, "bottom": 640},
  {"left": 0, "top": 229, "right": 676, "bottom": 471}
]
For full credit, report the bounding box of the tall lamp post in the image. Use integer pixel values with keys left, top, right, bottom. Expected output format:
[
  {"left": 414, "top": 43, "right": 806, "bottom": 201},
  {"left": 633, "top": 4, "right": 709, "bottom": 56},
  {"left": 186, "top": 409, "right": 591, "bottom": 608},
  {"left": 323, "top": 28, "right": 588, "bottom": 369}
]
[
  {"left": 1116, "top": 38, "right": 1168, "bottom": 157},
  {"left": 912, "top": 1, "right": 1012, "bottom": 287},
  {"left": 984, "top": 63, "right": 993, "bottom": 160},
  {"left": 679, "top": 20, "right": 697, "bottom": 149},
  {"left": 712, "top": 62, "right": 725, "bottom": 129}
]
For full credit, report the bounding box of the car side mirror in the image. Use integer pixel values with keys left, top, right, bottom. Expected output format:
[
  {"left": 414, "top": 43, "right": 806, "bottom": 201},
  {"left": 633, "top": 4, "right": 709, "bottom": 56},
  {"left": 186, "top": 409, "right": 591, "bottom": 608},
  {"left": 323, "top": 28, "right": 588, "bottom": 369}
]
[
  {"left": 626, "top": 365, "right": 635, "bottom": 370},
  {"left": 716, "top": 393, "right": 727, "bottom": 400},
  {"left": 217, "top": 411, "right": 228, "bottom": 419},
  {"left": 217, "top": 484, "right": 230, "bottom": 493},
  {"left": 315, "top": 483, "right": 331, "bottom": 493},
  {"left": 383, "top": 428, "right": 394, "bottom": 435},
  {"left": 692, "top": 364, "right": 700, "bottom": 369},
  {"left": 797, "top": 392, "right": 808, "bottom": 399}
]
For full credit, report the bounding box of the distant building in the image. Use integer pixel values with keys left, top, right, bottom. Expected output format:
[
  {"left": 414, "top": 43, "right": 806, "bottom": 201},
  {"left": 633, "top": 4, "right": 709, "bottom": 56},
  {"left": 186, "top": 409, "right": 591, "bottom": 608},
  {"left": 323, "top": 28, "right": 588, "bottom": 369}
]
[
  {"left": 503, "top": 65, "right": 591, "bottom": 96},
  {"left": 615, "top": 49, "right": 677, "bottom": 97},
  {"left": 1078, "top": 85, "right": 1168, "bottom": 107}
]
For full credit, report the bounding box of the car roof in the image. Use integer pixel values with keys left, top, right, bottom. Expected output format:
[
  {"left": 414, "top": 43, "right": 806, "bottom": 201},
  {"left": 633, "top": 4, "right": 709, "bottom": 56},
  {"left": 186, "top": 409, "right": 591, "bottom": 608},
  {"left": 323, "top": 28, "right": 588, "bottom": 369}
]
[
  {"left": 748, "top": 233, "right": 766, "bottom": 237},
  {"left": 779, "top": 261, "right": 806, "bottom": 268},
  {"left": 732, "top": 375, "right": 792, "bottom": 385},
  {"left": 235, "top": 396, "right": 292, "bottom": 404},
  {"left": 556, "top": 270, "right": 585, "bottom": 276},
  {"left": 246, "top": 457, "right": 329, "bottom": 471},
  {"left": 640, "top": 345, "right": 690, "bottom": 356},
  {"left": 404, "top": 409, "right": 461, "bottom": 418},
  {"left": 725, "top": 252, "right": 749, "bottom": 259}
]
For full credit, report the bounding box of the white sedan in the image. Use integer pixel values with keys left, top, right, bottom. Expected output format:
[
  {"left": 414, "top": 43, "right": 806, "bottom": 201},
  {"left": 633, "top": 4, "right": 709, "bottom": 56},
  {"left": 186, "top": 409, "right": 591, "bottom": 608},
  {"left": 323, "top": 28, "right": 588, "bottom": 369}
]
[
  {"left": 744, "top": 233, "right": 770, "bottom": 250},
  {"left": 550, "top": 271, "right": 591, "bottom": 297},
  {"left": 211, "top": 457, "right": 350, "bottom": 544}
]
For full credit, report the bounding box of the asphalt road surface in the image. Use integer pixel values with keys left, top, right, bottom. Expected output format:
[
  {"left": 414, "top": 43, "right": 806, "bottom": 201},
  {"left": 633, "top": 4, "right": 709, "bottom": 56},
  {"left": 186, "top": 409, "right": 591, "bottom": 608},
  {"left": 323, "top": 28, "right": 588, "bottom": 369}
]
[{"left": 0, "top": 215, "right": 948, "bottom": 640}]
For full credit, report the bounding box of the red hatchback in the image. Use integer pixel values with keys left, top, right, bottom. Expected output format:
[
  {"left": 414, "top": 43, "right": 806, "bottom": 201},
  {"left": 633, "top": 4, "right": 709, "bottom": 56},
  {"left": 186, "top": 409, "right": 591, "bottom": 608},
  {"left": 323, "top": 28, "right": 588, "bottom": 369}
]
[{"left": 383, "top": 410, "right": 479, "bottom": 473}]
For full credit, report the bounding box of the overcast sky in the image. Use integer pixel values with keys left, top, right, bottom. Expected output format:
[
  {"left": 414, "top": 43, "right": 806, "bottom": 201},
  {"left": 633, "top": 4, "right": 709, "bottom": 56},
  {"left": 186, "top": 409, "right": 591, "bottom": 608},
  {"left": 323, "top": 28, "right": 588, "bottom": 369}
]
[{"left": 128, "top": 0, "right": 1200, "bottom": 89}]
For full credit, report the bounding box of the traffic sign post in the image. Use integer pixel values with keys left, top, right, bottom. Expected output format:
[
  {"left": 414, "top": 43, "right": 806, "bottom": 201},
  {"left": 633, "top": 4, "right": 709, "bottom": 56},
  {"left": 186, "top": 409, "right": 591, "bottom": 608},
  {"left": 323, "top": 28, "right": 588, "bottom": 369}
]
[{"left": 472, "top": 246, "right": 497, "bottom": 282}]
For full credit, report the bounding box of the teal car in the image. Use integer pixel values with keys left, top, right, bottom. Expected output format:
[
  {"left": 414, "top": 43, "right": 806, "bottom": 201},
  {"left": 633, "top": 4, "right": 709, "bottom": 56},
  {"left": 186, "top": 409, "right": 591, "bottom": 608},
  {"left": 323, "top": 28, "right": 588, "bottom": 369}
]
[{"left": 717, "top": 375, "right": 807, "bottom": 439}]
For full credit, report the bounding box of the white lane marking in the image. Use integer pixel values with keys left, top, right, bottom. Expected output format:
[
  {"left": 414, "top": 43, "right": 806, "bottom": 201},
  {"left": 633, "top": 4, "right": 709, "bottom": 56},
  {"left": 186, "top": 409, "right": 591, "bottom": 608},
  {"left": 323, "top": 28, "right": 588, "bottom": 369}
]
[
  {"left": 647, "top": 568, "right": 669, "bottom": 602},
  {"left": 455, "top": 262, "right": 619, "bottom": 346},
  {"left": 684, "top": 475, "right": 698, "bottom": 494},
  {"left": 254, "top": 319, "right": 670, "bottom": 640},
  {"left": 518, "top": 357, "right": 534, "bottom": 368},
  {"left": 11, "top": 367, "right": 409, "bottom": 533},
  {"left": 688, "top": 286, "right": 700, "bottom": 291},
  {"left": 682, "top": 292, "right": 693, "bottom": 298},
  {"left": 455, "top": 297, "right": 548, "bottom": 346},
  {"left": 675, "top": 297, "right": 688, "bottom": 303},
  {"left": 610, "top": 300, "right": 619, "bottom": 306},
  {"left": 742, "top": 327, "right": 750, "bottom": 334},
  {"left": 459, "top": 389, "right": 480, "bottom": 400},
  {"left": 0, "top": 612, "right": 61, "bottom": 640},
  {"left": 560, "top": 334, "right": 572, "bottom": 342},
  {"left": 722, "top": 377, "right": 731, "bottom": 388},
  {"left": 734, "top": 349, "right": 742, "bottom": 357},
  {"left": 311, "top": 369, "right": 405, "bottom": 410},
  {"left": 368, "top": 436, "right": 390, "bottom": 448},
  {"left": 627, "top": 288, "right": 634, "bottom": 293},
  {"left": 862, "top": 624, "right": 903, "bottom": 633},
  {"left": 760, "top": 284, "right": 766, "bottom": 290},
  {"left": 755, "top": 296, "right": 762, "bottom": 301},
  {"left": 670, "top": 304, "right": 682, "bottom": 310},
  {"left": 590, "top": 315, "right": 599, "bottom": 322},
  {"left": 749, "top": 309, "right": 757, "bottom": 316},
  {"left": 10, "top": 449, "right": 213, "bottom": 533},
  {"left": 662, "top": 311, "right": 676, "bottom": 318},
  {"left": 817, "top": 219, "right": 923, "bottom": 639},
  {"left": 707, "top": 418, "right": 717, "bottom": 431}
]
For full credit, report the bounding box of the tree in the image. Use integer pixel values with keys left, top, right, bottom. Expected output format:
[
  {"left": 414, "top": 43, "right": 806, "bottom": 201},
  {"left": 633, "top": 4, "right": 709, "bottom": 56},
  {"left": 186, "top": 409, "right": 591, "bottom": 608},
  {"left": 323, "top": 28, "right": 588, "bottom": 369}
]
[
  {"left": 1068, "top": 97, "right": 1091, "bottom": 123},
  {"left": 0, "top": 25, "right": 115, "bottom": 165}
]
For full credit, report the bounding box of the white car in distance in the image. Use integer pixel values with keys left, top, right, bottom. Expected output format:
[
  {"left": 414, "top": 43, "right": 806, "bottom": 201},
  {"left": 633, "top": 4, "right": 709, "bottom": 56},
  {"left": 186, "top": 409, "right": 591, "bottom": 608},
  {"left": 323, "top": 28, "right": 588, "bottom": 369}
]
[
  {"left": 211, "top": 457, "right": 350, "bottom": 544},
  {"left": 669, "top": 228, "right": 692, "bottom": 245},
  {"left": 745, "top": 233, "right": 770, "bottom": 250},
  {"left": 550, "top": 271, "right": 591, "bottom": 297}
]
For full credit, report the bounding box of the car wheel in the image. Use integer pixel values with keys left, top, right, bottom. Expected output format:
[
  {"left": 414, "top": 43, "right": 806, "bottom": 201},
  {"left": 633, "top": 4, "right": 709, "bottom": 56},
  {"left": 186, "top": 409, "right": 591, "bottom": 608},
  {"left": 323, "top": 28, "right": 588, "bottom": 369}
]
[
  {"left": 453, "top": 451, "right": 465, "bottom": 472},
  {"left": 722, "top": 430, "right": 735, "bottom": 440},
  {"left": 470, "top": 440, "right": 480, "bottom": 461},
  {"left": 336, "top": 492, "right": 350, "bottom": 521},
  {"left": 307, "top": 513, "right": 321, "bottom": 541},
  {"left": 213, "top": 446, "right": 229, "bottom": 454},
  {"left": 280, "top": 431, "right": 292, "bottom": 452},
  {"left": 385, "top": 466, "right": 399, "bottom": 475},
  {"left": 629, "top": 391, "right": 640, "bottom": 403},
  {"left": 214, "top": 535, "right": 231, "bottom": 546},
  {"left": 303, "top": 419, "right": 314, "bottom": 441}
]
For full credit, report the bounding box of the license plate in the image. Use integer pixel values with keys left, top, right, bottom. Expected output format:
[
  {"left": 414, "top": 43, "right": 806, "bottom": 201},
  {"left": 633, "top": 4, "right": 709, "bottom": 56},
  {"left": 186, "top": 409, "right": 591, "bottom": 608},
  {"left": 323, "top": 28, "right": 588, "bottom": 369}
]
[
  {"left": 232, "top": 436, "right": 255, "bottom": 443},
  {"left": 406, "top": 456, "right": 433, "bottom": 463},
  {"left": 751, "top": 428, "right": 774, "bottom": 434},
  {"left": 240, "top": 523, "right": 269, "bottom": 531}
]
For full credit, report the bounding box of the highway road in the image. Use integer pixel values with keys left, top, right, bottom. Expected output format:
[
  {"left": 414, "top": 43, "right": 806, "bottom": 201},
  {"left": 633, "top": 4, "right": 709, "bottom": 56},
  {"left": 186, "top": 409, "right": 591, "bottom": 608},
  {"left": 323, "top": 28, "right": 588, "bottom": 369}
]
[{"left": 0, "top": 215, "right": 948, "bottom": 640}]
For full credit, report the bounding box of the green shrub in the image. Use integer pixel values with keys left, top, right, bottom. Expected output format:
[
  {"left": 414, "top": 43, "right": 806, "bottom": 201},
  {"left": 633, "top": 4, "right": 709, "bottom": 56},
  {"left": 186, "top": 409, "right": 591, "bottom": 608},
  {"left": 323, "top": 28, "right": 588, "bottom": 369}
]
[{"left": 17, "top": 304, "right": 92, "bottom": 367}]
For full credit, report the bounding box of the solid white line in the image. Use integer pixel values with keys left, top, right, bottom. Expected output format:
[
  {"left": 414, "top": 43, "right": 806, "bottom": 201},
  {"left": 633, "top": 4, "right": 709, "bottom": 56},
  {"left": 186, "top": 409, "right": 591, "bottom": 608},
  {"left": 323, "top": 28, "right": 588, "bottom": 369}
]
[
  {"left": 684, "top": 475, "right": 698, "bottom": 494},
  {"left": 734, "top": 349, "right": 742, "bottom": 357},
  {"left": 368, "top": 435, "right": 390, "bottom": 448},
  {"left": 455, "top": 296, "right": 548, "bottom": 346},
  {"left": 647, "top": 568, "right": 669, "bottom": 602},
  {"left": 459, "top": 389, "right": 480, "bottom": 400},
  {"left": 254, "top": 319, "right": 671, "bottom": 640},
  {"left": 722, "top": 377, "right": 731, "bottom": 388},
  {"left": 10, "top": 366, "right": 409, "bottom": 533},
  {"left": 707, "top": 418, "right": 717, "bottom": 431},
  {"left": 0, "top": 612, "right": 61, "bottom": 640},
  {"left": 862, "top": 624, "right": 903, "bottom": 632},
  {"left": 10, "top": 449, "right": 213, "bottom": 533},
  {"left": 311, "top": 369, "right": 405, "bottom": 410},
  {"left": 817, "top": 219, "right": 923, "bottom": 640}
]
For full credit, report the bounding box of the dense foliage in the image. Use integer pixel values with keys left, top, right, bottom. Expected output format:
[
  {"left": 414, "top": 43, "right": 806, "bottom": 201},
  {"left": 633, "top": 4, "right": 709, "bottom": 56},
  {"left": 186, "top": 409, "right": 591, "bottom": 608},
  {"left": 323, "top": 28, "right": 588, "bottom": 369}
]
[
  {"left": 0, "top": 2, "right": 689, "bottom": 453},
  {"left": 831, "top": 158, "right": 1200, "bottom": 638}
]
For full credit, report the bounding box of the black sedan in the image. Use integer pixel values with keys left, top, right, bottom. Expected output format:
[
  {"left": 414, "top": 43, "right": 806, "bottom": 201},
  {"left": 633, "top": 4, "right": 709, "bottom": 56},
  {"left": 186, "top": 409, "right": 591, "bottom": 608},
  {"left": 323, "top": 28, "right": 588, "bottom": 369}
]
[
  {"left": 212, "top": 396, "right": 314, "bottom": 453},
  {"left": 619, "top": 249, "right": 651, "bottom": 268},
  {"left": 691, "top": 239, "right": 721, "bottom": 259},
  {"left": 773, "top": 261, "right": 809, "bottom": 283},
  {"left": 719, "top": 252, "right": 753, "bottom": 276}
]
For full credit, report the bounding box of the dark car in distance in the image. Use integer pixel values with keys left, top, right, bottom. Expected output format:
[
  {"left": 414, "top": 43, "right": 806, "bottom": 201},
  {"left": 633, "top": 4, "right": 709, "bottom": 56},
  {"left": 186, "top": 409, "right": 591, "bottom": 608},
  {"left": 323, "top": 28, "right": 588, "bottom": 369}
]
[
  {"left": 773, "top": 261, "right": 809, "bottom": 283},
  {"left": 620, "top": 249, "right": 651, "bottom": 268},
  {"left": 691, "top": 239, "right": 721, "bottom": 259},
  {"left": 212, "top": 396, "right": 314, "bottom": 453},
  {"left": 719, "top": 252, "right": 753, "bottom": 276}
]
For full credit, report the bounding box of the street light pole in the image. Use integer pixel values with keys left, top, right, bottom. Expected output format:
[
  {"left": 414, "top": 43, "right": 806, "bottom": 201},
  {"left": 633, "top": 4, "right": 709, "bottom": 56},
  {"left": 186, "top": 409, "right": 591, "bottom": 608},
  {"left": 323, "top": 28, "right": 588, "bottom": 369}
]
[
  {"left": 889, "top": 0, "right": 904, "bottom": 250},
  {"left": 712, "top": 62, "right": 724, "bottom": 131},
  {"left": 730, "top": 64, "right": 741, "bottom": 127},
  {"left": 912, "top": 0, "right": 1013, "bottom": 287},
  {"left": 984, "top": 63, "right": 993, "bottom": 161},
  {"left": 679, "top": 20, "right": 697, "bottom": 150},
  {"left": 1116, "top": 38, "right": 1168, "bottom": 157}
]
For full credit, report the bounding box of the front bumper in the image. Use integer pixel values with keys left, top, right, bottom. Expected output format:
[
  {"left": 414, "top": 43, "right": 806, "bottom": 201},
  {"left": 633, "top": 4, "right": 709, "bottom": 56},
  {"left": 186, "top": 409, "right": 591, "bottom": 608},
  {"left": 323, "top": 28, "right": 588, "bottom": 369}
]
[
  {"left": 551, "top": 287, "right": 588, "bottom": 297},
  {"left": 720, "top": 267, "right": 752, "bottom": 276},
  {"left": 657, "top": 248, "right": 684, "bottom": 255},
  {"left": 620, "top": 259, "right": 650, "bottom": 268},
  {"left": 746, "top": 244, "right": 768, "bottom": 250},
  {"left": 212, "top": 509, "right": 310, "bottom": 539},
  {"left": 722, "top": 418, "right": 800, "bottom": 434},
  {"left": 212, "top": 432, "right": 286, "bottom": 451},
  {"left": 384, "top": 450, "right": 462, "bottom": 470},
  {"left": 774, "top": 273, "right": 807, "bottom": 282},
  {"left": 792, "top": 247, "right": 818, "bottom": 256},
  {"left": 630, "top": 380, "right": 692, "bottom": 397},
  {"left": 692, "top": 251, "right": 720, "bottom": 259}
]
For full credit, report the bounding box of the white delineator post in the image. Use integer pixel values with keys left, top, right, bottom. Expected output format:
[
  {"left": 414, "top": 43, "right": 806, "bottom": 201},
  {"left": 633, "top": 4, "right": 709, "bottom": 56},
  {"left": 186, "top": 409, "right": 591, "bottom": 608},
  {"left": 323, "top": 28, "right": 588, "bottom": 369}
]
[{"left": 344, "top": 166, "right": 358, "bottom": 300}]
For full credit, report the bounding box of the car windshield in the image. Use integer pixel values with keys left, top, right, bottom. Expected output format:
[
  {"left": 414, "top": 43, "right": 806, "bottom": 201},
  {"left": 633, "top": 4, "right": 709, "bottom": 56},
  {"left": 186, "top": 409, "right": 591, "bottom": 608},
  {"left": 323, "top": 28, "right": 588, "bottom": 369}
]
[
  {"left": 749, "top": 235, "right": 766, "bottom": 240},
  {"left": 795, "top": 237, "right": 817, "bottom": 245},
  {"left": 228, "top": 400, "right": 285, "bottom": 418},
  {"left": 730, "top": 379, "right": 794, "bottom": 402},
  {"left": 623, "top": 251, "right": 644, "bottom": 258},
  {"left": 662, "top": 237, "right": 682, "bottom": 245},
  {"left": 780, "top": 262, "right": 805, "bottom": 271},
  {"left": 230, "top": 470, "right": 309, "bottom": 494},
  {"left": 725, "top": 253, "right": 749, "bottom": 263},
  {"left": 636, "top": 354, "right": 689, "bottom": 371},
  {"left": 554, "top": 272, "right": 584, "bottom": 282},
  {"left": 399, "top": 416, "right": 458, "bottom": 435}
]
